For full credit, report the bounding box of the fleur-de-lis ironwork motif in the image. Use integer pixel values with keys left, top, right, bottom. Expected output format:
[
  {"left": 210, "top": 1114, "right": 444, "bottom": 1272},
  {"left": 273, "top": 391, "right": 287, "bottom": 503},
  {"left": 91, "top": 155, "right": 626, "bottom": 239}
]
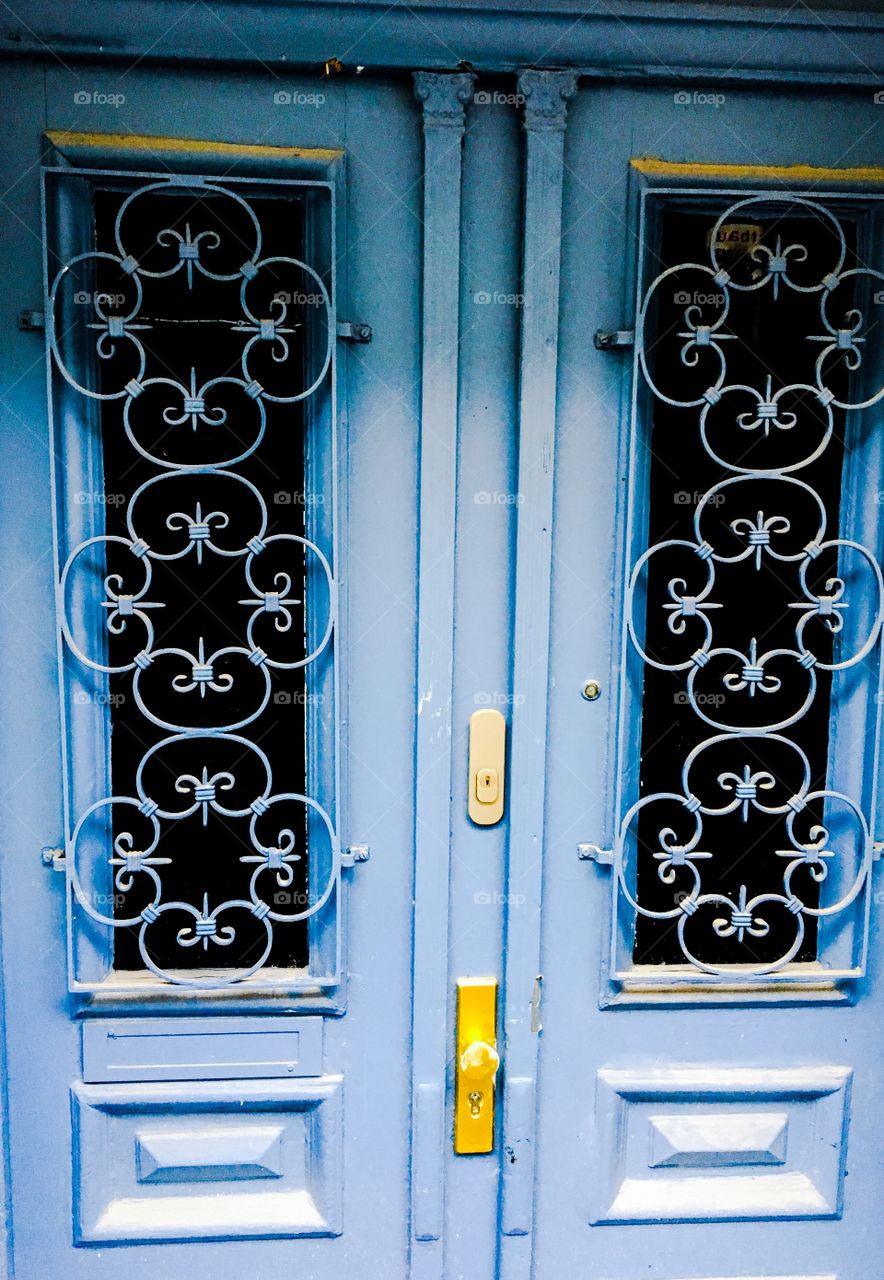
[
  {"left": 163, "top": 368, "right": 228, "bottom": 431},
  {"left": 101, "top": 573, "right": 164, "bottom": 632},
  {"left": 717, "top": 765, "right": 776, "bottom": 821},
  {"left": 662, "top": 576, "right": 722, "bottom": 634},
  {"left": 713, "top": 886, "right": 770, "bottom": 944},
  {"left": 239, "top": 571, "right": 302, "bottom": 632},
  {"left": 171, "top": 637, "right": 235, "bottom": 699},
  {"left": 233, "top": 294, "right": 298, "bottom": 363},
  {"left": 723, "top": 638, "right": 782, "bottom": 697},
  {"left": 750, "top": 234, "right": 806, "bottom": 300},
  {"left": 157, "top": 222, "right": 221, "bottom": 289},
  {"left": 87, "top": 305, "right": 151, "bottom": 360},
  {"left": 175, "top": 765, "right": 235, "bottom": 825},
  {"left": 241, "top": 828, "right": 302, "bottom": 885},
  {"left": 177, "top": 893, "right": 236, "bottom": 950},
  {"left": 789, "top": 576, "right": 848, "bottom": 635},
  {"left": 676, "top": 303, "right": 736, "bottom": 367},
  {"left": 166, "top": 502, "right": 229, "bottom": 564},
  {"left": 736, "top": 377, "right": 797, "bottom": 436},
  {"left": 807, "top": 308, "right": 866, "bottom": 370},
  {"left": 730, "top": 511, "right": 791, "bottom": 570}
]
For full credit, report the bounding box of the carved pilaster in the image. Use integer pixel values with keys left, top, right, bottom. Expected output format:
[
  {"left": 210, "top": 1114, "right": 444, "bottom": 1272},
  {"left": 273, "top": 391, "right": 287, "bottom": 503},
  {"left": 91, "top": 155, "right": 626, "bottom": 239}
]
[
  {"left": 517, "top": 69, "right": 578, "bottom": 132},
  {"left": 413, "top": 71, "right": 475, "bottom": 131}
]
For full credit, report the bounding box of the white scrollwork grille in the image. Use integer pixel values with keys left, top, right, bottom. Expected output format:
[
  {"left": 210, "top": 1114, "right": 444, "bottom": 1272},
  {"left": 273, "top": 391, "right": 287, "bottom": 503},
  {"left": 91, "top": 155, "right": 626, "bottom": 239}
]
[
  {"left": 44, "top": 168, "right": 339, "bottom": 990},
  {"left": 614, "top": 193, "right": 884, "bottom": 984}
]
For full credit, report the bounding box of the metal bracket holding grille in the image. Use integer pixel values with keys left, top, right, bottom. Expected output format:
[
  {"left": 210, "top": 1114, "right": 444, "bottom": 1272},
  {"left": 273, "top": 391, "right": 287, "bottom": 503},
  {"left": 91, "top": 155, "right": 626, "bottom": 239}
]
[
  {"left": 336, "top": 320, "right": 372, "bottom": 343},
  {"left": 577, "top": 843, "right": 613, "bottom": 866},
  {"left": 594, "top": 328, "right": 634, "bottom": 351},
  {"left": 341, "top": 844, "right": 371, "bottom": 868},
  {"left": 18, "top": 309, "right": 45, "bottom": 332}
]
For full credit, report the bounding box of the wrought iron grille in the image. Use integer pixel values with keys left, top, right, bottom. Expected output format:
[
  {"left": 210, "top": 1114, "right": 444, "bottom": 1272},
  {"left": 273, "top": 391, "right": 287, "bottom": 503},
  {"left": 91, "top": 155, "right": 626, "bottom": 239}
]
[
  {"left": 43, "top": 168, "right": 339, "bottom": 990},
  {"left": 613, "top": 193, "right": 884, "bottom": 984}
]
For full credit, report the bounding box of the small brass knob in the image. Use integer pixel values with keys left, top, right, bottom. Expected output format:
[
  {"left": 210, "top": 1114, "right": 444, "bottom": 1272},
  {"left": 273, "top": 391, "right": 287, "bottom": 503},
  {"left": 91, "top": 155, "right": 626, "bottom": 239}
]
[{"left": 460, "top": 1039, "right": 500, "bottom": 1082}]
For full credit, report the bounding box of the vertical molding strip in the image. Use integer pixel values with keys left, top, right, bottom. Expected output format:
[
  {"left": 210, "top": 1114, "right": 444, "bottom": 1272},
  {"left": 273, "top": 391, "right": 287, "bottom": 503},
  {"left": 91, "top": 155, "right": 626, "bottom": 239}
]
[
  {"left": 409, "top": 70, "right": 473, "bottom": 1276},
  {"left": 498, "top": 70, "right": 577, "bottom": 1280}
]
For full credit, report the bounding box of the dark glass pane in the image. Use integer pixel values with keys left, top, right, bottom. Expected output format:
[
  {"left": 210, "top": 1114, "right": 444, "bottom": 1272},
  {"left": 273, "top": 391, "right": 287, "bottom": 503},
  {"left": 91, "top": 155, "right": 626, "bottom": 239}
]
[
  {"left": 92, "top": 186, "right": 313, "bottom": 972},
  {"left": 633, "top": 205, "right": 856, "bottom": 967}
]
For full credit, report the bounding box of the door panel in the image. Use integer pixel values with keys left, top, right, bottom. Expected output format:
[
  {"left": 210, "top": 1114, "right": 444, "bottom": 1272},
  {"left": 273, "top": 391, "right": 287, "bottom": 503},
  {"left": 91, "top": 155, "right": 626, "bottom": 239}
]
[
  {"left": 80, "top": 1014, "right": 325, "bottom": 1081},
  {"left": 0, "top": 63, "right": 421, "bottom": 1279},
  {"left": 71, "top": 1077, "right": 343, "bottom": 1243},
  {"left": 527, "top": 83, "right": 884, "bottom": 1280}
]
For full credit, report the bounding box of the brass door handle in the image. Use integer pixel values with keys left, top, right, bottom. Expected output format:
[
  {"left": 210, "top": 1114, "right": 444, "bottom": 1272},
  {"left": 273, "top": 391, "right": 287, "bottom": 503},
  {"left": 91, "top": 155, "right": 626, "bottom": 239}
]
[{"left": 455, "top": 980, "right": 499, "bottom": 1154}]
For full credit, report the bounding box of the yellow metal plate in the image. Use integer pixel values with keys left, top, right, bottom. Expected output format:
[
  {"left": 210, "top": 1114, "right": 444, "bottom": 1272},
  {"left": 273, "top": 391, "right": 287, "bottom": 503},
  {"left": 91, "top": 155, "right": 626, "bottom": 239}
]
[{"left": 455, "top": 978, "right": 498, "bottom": 1154}]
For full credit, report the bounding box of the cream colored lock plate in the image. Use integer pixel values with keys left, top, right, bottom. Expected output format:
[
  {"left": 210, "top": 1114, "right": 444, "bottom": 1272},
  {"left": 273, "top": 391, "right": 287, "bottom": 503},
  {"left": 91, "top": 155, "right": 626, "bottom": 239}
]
[{"left": 468, "top": 709, "right": 506, "bottom": 825}]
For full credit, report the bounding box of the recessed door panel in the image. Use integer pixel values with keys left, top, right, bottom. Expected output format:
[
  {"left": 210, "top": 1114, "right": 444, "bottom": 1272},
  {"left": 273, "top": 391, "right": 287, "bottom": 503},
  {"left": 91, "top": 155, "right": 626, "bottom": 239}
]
[
  {"left": 71, "top": 1077, "right": 343, "bottom": 1243},
  {"left": 81, "top": 1015, "right": 324, "bottom": 1082},
  {"left": 590, "top": 1067, "right": 851, "bottom": 1224}
]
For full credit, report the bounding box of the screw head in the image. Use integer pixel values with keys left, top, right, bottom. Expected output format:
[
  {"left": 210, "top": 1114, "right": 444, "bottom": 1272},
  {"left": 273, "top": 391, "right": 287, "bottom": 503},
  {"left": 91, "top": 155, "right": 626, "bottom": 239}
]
[{"left": 581, "top": 679, "right": 602, "bottom": 702}]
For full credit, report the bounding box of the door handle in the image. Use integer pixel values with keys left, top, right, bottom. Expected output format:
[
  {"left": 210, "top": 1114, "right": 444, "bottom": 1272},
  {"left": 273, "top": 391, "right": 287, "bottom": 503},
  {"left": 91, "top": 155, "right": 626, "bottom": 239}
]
[
  {"left": 460, "top": 1039, "right": 500, "bottom": 1080},
  {"left": 455, "top": 978, "right": 499, "bottom": 1154}
]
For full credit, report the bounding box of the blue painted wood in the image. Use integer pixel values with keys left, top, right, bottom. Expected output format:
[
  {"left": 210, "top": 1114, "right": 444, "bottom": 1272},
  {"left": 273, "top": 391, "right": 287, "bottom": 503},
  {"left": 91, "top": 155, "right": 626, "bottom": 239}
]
[
  {"left": 0, "top": 906, "right": 10, "bottom": 1280},
  {"left": 408, "top": 70, "right": 473, "bottom": 1273},
  {"left": 528, "top": 79, "right": 884, "bottom": 1280},
  {"left": 497, "top": 70, "right": 576, "bottom": 1280},
  {"left": 0, "top": 65, "right": 423, "bottom": 1280},
  {"left": 443, "top": 86, "right": 522, "bottom": 1280},
  {"left": 81, "top": 1016, "right": 324, "bottom": 1082},
  {"left": 0, "top": 17, "right": 882, "bottom": 1280},
  {"left": 411, "top": 1082, "right": 445, "bottom": 1243},
  {"left": 71, "top": 1076, "right": 343, "bottom": 1242},
  {"left": 0, "top": 0, "right": 882, "bottom": 85}
]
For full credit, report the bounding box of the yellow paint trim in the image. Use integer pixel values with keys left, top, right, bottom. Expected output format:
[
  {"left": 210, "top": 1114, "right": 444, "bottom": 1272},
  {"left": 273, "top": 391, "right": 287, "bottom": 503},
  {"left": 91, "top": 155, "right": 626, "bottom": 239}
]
[
  {"left": 46, "top": 130, "right": 343, "bottom": 164},
  {"left": 631, "top": 157, "right": 884, "bottom": 184}
]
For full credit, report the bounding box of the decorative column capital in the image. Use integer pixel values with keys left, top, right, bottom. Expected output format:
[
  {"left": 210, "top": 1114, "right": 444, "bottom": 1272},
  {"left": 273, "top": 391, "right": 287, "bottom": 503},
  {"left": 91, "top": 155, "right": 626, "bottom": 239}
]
[
  {"left": 413, "top": 71, "right": 475, "bottom": 129},
  {"left": 517, "top": 70, "right": 578, "bottom": 133}
]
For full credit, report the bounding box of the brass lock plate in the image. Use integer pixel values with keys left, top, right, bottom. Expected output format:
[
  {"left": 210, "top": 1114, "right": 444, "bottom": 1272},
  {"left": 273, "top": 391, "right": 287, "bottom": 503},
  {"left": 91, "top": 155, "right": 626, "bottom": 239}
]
[{"left": 455, "top": 978, "right": 498, "bottom": 1154}]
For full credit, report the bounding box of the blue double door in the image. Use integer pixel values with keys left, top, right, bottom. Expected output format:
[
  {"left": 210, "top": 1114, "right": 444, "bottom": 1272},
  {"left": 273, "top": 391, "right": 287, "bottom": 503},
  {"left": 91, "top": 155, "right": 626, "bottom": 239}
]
[{"left": 0, "top": 58, "right": 883, "bottom": 1280}]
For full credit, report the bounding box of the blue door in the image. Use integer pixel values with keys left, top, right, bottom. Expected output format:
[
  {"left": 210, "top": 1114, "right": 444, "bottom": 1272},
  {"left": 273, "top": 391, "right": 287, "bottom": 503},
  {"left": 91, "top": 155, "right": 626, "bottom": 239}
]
[
  {"left": 0, "top": 69, "right": 425, "bottom": 1278},
  {"left": 0, "top": 48, "right": 883, "bottom": 1280},
  {"left": 499, "top": 81, "right": 884, "bottom": 1280}
]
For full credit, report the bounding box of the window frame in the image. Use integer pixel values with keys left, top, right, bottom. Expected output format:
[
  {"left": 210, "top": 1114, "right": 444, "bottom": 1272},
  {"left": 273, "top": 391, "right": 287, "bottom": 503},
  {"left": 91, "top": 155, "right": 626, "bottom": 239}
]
[
  {"left": 600, "top": 165, "right": 884, "bottom": 1006},
  {"left": 42, "top": 136, "right": 349, "bottom": 1013}
]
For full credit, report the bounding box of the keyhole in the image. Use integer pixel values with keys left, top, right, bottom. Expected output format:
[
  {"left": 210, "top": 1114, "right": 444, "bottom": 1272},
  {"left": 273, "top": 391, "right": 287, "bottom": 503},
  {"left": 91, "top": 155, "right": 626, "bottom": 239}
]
[{"left": 468, "top": 1090, "right": 483, "bottom": 1117}]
